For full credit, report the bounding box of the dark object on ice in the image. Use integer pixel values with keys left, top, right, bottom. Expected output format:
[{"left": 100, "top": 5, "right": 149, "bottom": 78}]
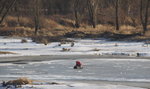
[
  {"left": 2, "top": 81, "right": 7, "bottom": 87},
  {"left": 74, "top": 65, "right": 83, "bottom": 69},
  {"left": 137, "top": 53, "right": 140, "bottom": 57},
  {"left": 50, "top": 82, "right": 59, "bottom": 85},
  {"left": 58, "top": 44, "right": 61, "bottom": 46},
  {"left": 62, "top": 48, "right": 70, "bottom": 51},
  {"left": 73, "top": 61, "right": 83, "bottom": 69},
  {"left": 71, "top": 42, "right": 74, "bottom": 47},
  {"left": 21, "top": 39, "right": 28, "bottom": 43},
  {"left": 6, "top": 85, "right": 12, "bottom": 89}
]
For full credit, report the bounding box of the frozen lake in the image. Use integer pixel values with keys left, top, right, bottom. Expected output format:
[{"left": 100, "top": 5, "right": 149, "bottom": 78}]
[
  {"left": 0, "top": 57, "right": 150, "bottom": 88},
  {"left": 0, "top": 37, "right": 150, "bottom": 88}
]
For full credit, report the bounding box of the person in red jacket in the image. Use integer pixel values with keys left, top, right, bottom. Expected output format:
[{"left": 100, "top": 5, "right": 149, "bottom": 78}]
[{"left": 74, "top": 61, "right": 83, "bottom": 69}]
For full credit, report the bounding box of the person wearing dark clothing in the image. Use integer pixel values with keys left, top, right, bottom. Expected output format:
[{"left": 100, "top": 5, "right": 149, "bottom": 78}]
[{"left": 74, "top": 61, "right": 83, "bottom": 69}]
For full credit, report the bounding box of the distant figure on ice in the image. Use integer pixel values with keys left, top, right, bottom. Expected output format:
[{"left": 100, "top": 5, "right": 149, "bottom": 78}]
[{"left": 74, "top": 61, "right": 83, "bottom": 69}]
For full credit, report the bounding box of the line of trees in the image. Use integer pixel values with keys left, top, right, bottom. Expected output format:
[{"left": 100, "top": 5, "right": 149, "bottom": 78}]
[{"left": 0, "top": 0, "right": 150, "bottom": 34}]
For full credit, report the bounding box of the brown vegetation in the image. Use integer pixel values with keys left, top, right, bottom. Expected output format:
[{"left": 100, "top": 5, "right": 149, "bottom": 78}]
[
  {"left": 32, "top": 35, "right": 74, "bottom": 44},
  {"left": 21, "top": 39, "right": 28, "bottom": 43},
  {"left": 62, "top": 48, "right": 71, "bottom": 52},
  {"left": 0, "top": 0, "right": 149, "bottom": 41},
  {"left": 0, "top": 51, "right": 15, "bottom": 54},
  {"left": 4, "top": 77, "right": 33, "bottom": 86}
]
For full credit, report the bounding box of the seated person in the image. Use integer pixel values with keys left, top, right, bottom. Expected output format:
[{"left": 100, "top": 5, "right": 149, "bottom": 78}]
[{"left": 74, "top": 61, "right": 83, "bottom": 69}]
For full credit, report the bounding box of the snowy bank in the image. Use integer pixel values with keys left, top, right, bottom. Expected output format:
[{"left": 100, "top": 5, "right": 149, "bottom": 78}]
[
  {"left": 0, "top": 82, "right": 146, "bottom": 89},
  {"left": 0, "top": 37, "right": 150, "bottom": 57}
]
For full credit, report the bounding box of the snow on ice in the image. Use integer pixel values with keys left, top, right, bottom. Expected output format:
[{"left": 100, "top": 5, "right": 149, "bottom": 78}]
[
  {"left": 0, "top": 36, "right": 150, "bottom": 89},
  {"left": 0, "top": 83, "right": 146, "bottom": 89},
  {"left": 0, "top": 36, "right": 149, "bottom": 57}
]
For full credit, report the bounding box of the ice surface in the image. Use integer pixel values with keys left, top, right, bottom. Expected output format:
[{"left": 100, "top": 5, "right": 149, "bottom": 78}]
[
  {"left": 0, "top": 83, "right": 146, "bottom": 89},
  {"left": 0, "top": 37, "right": 150, "bottom": 89},
  {"left": 0, "top": 37, "right": 149, "bottom": 57},
  {"left": 1, "top": 58, "right": 150, "bottom": 82}
]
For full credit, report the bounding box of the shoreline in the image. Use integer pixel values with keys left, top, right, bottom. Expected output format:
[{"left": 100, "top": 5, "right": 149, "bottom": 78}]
[
  {"left": 0, "top": 55, "right": 150, "bottom": 63},
  {"left": 1, "top": 78, "right": 150, "bottom": 88}
]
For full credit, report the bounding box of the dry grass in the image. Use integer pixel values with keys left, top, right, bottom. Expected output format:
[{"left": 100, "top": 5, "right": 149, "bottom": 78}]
[
  {"left": 148, "top": 25, "right": 150, "bottom": 29},
  {"left": 41, "top": 17, "right": 60, "bottom": 29},
  {"left": 0, "top": 27, "right": 34, "bottom": 36},
  {"left": 62, "top": 48, "right": 71, "bottom": 52},
  {"left": 0, "top": 51, "right": 15, "bottom": 54},
  {"left": 120, "top": 25, "right": 135, "bottom": 30},
  {"left": 5, "top": 16, "right": 18, "bottom": 27},
  {"left": 5, "top": 16, "right": 34, "bottom": 28},
  {"left": 38, "top": 29, "right": 54, "bottom": 36},
  {"left": 4, "top": 16, "right": 65, "bottom": 36},
  {"left": 5, "top": 77, "right": 33, "bottom": 85},
  {"left": 19, "top": 17, "right": 34, "bottom": 27},
  {"left": 118, "top": 25, "right": 140, "bottom": 34},
  {"left": 146, "top": 25, "right": 150, "bottom": 36},
  {"left": 32, "top": 36, "right": 50, "bottom": 44},
  {"left": 144, "top": 30, "right": 150, "bottom": 37},
  {"left": 31, "top": 36, "right": 74, "bottom": 44},
  {"left": 63, "top": 24, "right": 116, "bottom": 38},
  {"left": 0, "top": 15, "right": 150, "bottom": 41},
  {"left": 59, "top": 18, "right": 74, "bottom": 27}
]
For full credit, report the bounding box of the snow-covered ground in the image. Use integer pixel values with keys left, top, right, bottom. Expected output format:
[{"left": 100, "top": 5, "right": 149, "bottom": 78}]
[
  {"left": 0, "top": 36, "right": 150, "bottom": 89},
  {"left": 0, "top": 36, "right": 149, "bottom": 57},
  {"left": 0, "top": 58, "right": 150, "bottom": 89},
  {"left": 0, "top": 83, "right": 146, "bottom": 89}
]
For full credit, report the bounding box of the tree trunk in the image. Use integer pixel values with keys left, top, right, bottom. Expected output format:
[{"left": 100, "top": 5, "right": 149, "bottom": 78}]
[
  {"left": 143, "top": 0, "right": 150, "bottom": 33},
  {"left": 74, "top": 10, "right": 80, "bottom": 28},
  {"left": 115, "top": 0, "right": 119, "bottom": 30},
  {"left": 15, "top": 0, "right": 20, "bottom": 26},
  {"left": 140, "top": 0, "right": 150, "bottom": 34},
  {"left": 0, "top": 0, "right": 7, "bottom": 15},
  {"left": 74, "top": 0, "right": 80, "bottom": 28},
  {"left": 87, "top": 0, "right": 98, "bottom": 28},
  {"left": 0, "top": 0, "right": 17, "bottom": 24},
  {"left": 34, "top": 0, "right": 40, "bottom": 35}
]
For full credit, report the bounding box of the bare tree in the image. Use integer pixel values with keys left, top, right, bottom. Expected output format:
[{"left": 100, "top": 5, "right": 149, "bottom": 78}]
[
  {"left": 115, "top": 0, "right": 119, "bottom": 30},
  {"left": 126, "top": 0, "right": 138, "bottom": 27},
  {"left": 73, "top": 0, "right": 86, "bottom": 28},
  {"left": 14, "top": 0, "right": 22, "bottom": 26},
  {"left": 0, "top": 0, "right": 7, "bottom": 15},
  {"left": 33, "top": 0, "right": 41, "bottom": 35},
  {"left": 87, "top": 0, "right": 99, "bottom": 28},
  {"left": 0, "top": 0, "right": 149, "bottom": 36},
  {"left": 140, "top": 0, "right": 150, "bottom": 34},
  {"left": 73, "top": 0, "right": 80, "bottom": 28},
  {"left": 0, "top": 0, "right": 17, "bottom": 25}
]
